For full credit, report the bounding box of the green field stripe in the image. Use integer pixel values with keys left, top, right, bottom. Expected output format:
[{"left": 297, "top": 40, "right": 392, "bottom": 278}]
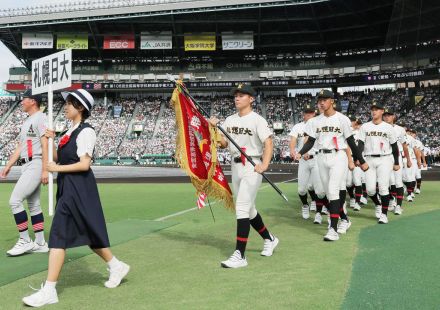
[
  {"left": 342, "top": 210, "right": 440, "bottom": 309},
  {"left": 0, "top": 219, "right": 176, "bottom": 287}
]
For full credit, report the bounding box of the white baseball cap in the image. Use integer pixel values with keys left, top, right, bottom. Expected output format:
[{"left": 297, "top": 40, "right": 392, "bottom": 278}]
[{"left": 61, "top": 89, "right": 94, "bottom": 112}]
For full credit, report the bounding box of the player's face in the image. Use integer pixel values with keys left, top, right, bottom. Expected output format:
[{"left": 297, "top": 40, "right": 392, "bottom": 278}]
[
  {"left": 351, "top": 121, "right": 359, "bottom": 129},
  {"left": 383, "top": 114, "right": 394, "bottom": 124},
  {"left": 317, "top": 98, "right": 333, "bottom": 112},
  {"left": 21, "top": 98, "right": 34, "bottom": 113},
  {"left": 303, "top": 112, "right": 315, "bottom": 122},
  {"left": 234, "top": 93, "right": 253, "bottom": 111},
  {"left": 371, "top": 107, "right": 383, "bottom": 120}
]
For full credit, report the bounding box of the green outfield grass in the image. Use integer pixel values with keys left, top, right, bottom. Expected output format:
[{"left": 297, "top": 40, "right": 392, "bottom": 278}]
[{"left": 0, "top": 182, "right": 438, "bottom": 309}]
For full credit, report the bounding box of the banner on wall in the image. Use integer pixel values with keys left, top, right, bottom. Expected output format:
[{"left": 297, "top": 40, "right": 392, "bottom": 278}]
[
  {"left": 184, "top": 34, "right": 216, "bottom": 51},
  {"left": 140, "top": 31, "right": 172, "bottom": 49},
  {"left": 222, "top": 32, "right": 254, "bottom": 50},
  {"left": 57, "top": 34, "right": 88, "bottom": 50},
  {"left": 103, "top": 34, "right": 135, "bottom": 49},
  {"left": 22, "top": 33, "right": 53, "bottom": 49}
]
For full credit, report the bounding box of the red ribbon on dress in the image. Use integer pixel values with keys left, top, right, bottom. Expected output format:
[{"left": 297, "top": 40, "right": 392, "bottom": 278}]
[{"left": 59, "top": 135, "right": 71, "bottom": 148}]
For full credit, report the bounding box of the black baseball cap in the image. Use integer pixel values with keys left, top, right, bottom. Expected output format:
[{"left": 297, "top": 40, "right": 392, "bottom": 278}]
[
  {"left": 230, "top": 83, "right": 256, "bottom": 97},
  {"left": 22, "top": 89, "right": 43, "bottom": 104},
  {"left": 303, "top": 104, "right": 315, "bottom": 113},
  {"left": 316, "top": 89, "right": 334, "bottom": 99},
  {"left": 383, "top": 108, "right": 394, "bottom": 115},
  {"left": 371, "top": 101, "right": 385, "bottom": 110}
]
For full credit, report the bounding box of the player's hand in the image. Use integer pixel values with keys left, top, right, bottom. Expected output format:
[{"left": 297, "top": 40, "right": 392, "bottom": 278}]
[
  {"left": 0, "top": 166, "right": 11, "bottom": 179},
  {"left": 393, "top": 164, "right": 400, "bottom": 171},
  {"left": 208, "top": 116, "right": 220, "bottom": 127},
  {"left": 290, "top": 151, "right": 296, "bottom": 160},
  {"left": 41, "top": 171, "right": 49, "bottom": 184},
  {"left": 47, "top": 162, "right": 59, "bottom": 173},
  {"left": 44, "top": 129, "right": 56, "bottom": 139},
  {"left": 406, "top": 160, "right": 412, "bottom": 168},
  {"left": 254, "top": 163, "right": 268, "bottom": 174},
  {"left": 417, "top": 161, "right": 422, "bottom": 169},
  {"left": 303, "top": 153, "right": 310, "bottom": 160},
  {"left": 423, "top": 162, "right": 427, "bottom": 168},
  {"left": 348, "top": 162, "right": 355, "bottom": 171},
  {"left": 294, "top": 153, "right": 302, "bottom": 161},
  {"left": 355, "top": 160, "right": 360, "bottom": 167},
  {"left": 360, "top": 162, "right": 369, "bottom": 171}
]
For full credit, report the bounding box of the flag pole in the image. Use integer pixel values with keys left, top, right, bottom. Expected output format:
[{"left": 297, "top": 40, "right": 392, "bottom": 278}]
[
  {"left": 206, "top": 197, "right": 216, "bottom": 223},
  {"left": 174, "top": 80, "right": 289, "bottom": 203},
  {"left": 48, "top": 85, "right": 54, "bottom": 216}
]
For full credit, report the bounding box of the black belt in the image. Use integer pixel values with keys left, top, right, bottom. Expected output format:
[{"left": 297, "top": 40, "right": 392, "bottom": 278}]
[
  {"left": 20, "top": 157, "right": 32, "bottom": 164},
  {"left": 233, "top": 157, "right": 242, "bottom": 163},
  {"left": 319, "top": 149, "right": 338, "bottom": 154},
  {"left": 308, "top": 155, "right": 314, "bottom": 159},
  {"left": 366, "top": 154, "right": 391, "bottom": 157}
]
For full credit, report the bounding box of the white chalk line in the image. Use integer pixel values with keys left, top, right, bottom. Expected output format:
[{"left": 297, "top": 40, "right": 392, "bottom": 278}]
[{"left": 154, "top": 177, "right": 298, "bottom": 221}]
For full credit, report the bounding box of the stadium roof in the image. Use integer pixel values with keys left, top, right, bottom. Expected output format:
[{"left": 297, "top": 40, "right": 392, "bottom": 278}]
[{"left": 0, "top": 0, "right": 439, "bottom": 69}]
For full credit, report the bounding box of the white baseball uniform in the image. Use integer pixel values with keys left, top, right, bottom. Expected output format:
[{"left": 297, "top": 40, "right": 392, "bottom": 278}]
[
  {"left": 222, "top": 111, "right": 273, "bottom": 219},
  {"left": 389, "top": 124, "right": 406, "bottom": 188},
  {"left": 357, "top": 121, "right": 397, "bottom": 196},
  {"left": 414, "top": 139, "right": 424, "bottom": 179},
  {"left": 403, "top": 134, "right": 417, "bottom": 182},
  {"left": 305, "top": 111, "right": 352, "bottom": 201},
  {"left": 289, "top": 120, "right": 325, "bottom": 198}
]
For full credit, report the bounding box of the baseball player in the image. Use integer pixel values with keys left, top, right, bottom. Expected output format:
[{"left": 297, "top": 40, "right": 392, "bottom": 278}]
[
  {"left": 0, "top": 89, "right": 49, "bottom": 256},
  {"left": 356, "top": 102, "right": 400, "bottom": 224},
  {"left": 383, "top": 109, "right": 411, "bottom": 215},
  {"left": 209, "top": 84, "right": 278, "bottom": 268},
  {"left": 413, "top": 132, "right": 427, "bottom": 194},
  {"left": 289, "top": 104, "right": 326, "bottom": 221},
  {"left": 295, "top": 89, "right": 368, "bottom": 241},
  {"left": 403, "top": 128, "right": 420, "bottom": 202}
]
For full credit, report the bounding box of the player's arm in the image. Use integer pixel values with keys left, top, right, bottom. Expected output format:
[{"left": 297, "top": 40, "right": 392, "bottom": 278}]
[
  {"left": 391, "top": 142, "right": 400, "bottom": 170},
  {"left": 40, "top": 136, "right": 49, "bottom": 184},
  {"left": 348, "top": 136, "right": 368, "bottom": 171},
  {"left": 289, "top": 136, "right": 297, "bottom": 159},
  {"left": 47, "top": 155, "right": 91, "bottom": 173},
  {"left": 346, "top": 147, "right": 355, "bottom": 170},
  {"left": 0, "top": 142, "right": 22, "bottom": 179},
  {"left": 402, "top": 142, "right": 411, "bottom": 168},
  {"left": 209, "top": 117, "right": 228, "bottom": 148},
  {"left": 255, "top": 137, "right": 273, "bottom": 174},
  {"left": 415, "top": 147, "right": 422, "bottom": 168}
]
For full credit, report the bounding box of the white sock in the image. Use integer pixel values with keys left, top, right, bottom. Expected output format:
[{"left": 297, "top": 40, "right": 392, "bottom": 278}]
[
  {"left": 19, "top": 230, "right": 31, "bottom": 242},
  {"left": 34, "top": 231, "right": 45, "bottom": 245},
  {"left": 107, "top": 256, "right": 120, "bottom": 270},
  {"left": 44, "top": 280, "right": 57, "bottom": 291}
]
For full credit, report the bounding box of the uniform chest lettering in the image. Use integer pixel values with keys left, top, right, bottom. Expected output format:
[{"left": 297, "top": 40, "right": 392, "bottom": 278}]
[
  {"left": 366, "top": 131, "right": 388, "bottom": 138},
  {"left": 316, "top": 126, "right": 341, "bottom": 134},
  {"left": 227, "top": 126, "right": 253, "bottom": 136}
]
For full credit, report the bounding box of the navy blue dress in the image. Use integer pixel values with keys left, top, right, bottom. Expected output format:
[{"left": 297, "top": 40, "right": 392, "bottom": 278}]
[{"left": 49, "top": 123, "right": 110, "bottom": 249}]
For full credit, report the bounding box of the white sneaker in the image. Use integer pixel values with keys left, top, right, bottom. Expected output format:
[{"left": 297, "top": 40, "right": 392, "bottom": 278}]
[
  {"left": 310, "top": 201, "right": 317, "bottom": 212},
  {"left": 105, "top": 261, "right": 130, "bottom": 288},
  {"left": 22, "top": 284, "right": 58, "bottom": 307},
  {"left": 302, "top": 205, "right": 310, "bottom": 219},
  {"left": 360, "top": 196, "right": 368, "bottom": 205},
  {"left": 389, "top": 199, "right": 396, "bottom": 212},
  {"left": 337, "top": 219, "right": 352, "bottom": 234},
  {"left": 415, "top": 188, "right": 421, "bottom": 194},
  {"left": 261, "top": 235, "right": 279, "bottom": 257},
  {"left": 322, "top": 206, "right": 329, "bottom": 215},
  {"left": 394, "top": 205, "right": 402, "bottom": 215},
  {"left": 32, "top": 242, "right": 49, "bottom": 253},
  {"left": 378, "top": 213, "right": 388, "bottom": 224},
  {"left": 375, "top": 205, "right": 382, "bottom": 219},
  {"left": 221, "top": 250, "right": 248, "bottom": 268},
  {"left": 407, "top": 195, "right": 413, "bottom": 202},
  {"left": 353, "top": 203, "right": 362, "bottom": 211},
  {"left": 349, "top": 198, "right": 356, "bottom": 208},
  {"left": 323, "top": 228, "right": 339, "bottom": 241},
  {"left": 411, "top": 193, "right": 415, "bottom": 198},
  {"left": 313, "top": 213, "right": 322, "bottom": 224},
  {"left": 6, "top": 238, "right": 35, "bottom": 256}
]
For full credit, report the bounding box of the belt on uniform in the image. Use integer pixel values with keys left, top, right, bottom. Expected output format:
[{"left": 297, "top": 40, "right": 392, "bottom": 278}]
[
  {"left": 20, "top": 157, "right": 32, "bottom": 164},
  {"left": 319, "top": 149, "right": 339, "bottom": 154},
  {"left": 365, "top": 154, "right": 391, "bottom": 157},
  {"left": 233, "top": 156, "right": 261, "bottom": 163},
  {"left": 308, "top": 155, "right": 314, "bottom": 159}
]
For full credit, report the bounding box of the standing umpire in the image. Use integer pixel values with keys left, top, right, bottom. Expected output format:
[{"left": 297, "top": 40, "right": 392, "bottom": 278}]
[{"left": 1, "top": 89, "right": 49, "bottom": 256}]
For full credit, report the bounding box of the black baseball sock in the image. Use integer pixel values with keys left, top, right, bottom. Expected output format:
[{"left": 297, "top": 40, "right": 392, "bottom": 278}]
[
  {"left": 236, "top": 219, "right": 250, "bottom": 258},
  {"left": 369, "top": 193, "right": 381, "bottom": 206},
  {"left": 416, "top": 178, "right": 422, "bottom": 190},
  {"left": 396, "top": 187, "right": 404, "bottom": 206},
  {"left": 299, "top": 194, "right": 308, "bottom": 205},
  {"left": 380, "top": 194, "right": 390, "bottom": 215},
  {"left": 308, "top": 190, "right": 318, "bottom": 203},
  {"left": 328, "top": 200, "right": 340, "bottom": 231},
  {"left": 250, "top": 213, "right": 272, "bottom": 240},
  {"left": 346, "top": 186, "right": 354, "bottom": 199},
  {"left": 362, "top": 183, "right": 368, "bottom": 199},
  {"left": 339, "top": 190, "right": 348, "bottom": 220},
  {"left": 355, "top": 185, "right": 363, "bottom": 203}
]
